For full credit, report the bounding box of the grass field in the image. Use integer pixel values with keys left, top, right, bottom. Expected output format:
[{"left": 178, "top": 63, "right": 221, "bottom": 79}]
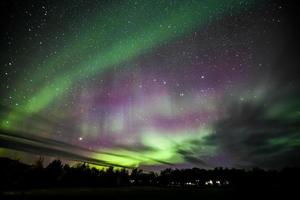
[
  {"left": 1, "top": 186, "right": 291, "bottom": 200},
  {"left": 1, "top": 187, "right": 233, "bottom": 199}
]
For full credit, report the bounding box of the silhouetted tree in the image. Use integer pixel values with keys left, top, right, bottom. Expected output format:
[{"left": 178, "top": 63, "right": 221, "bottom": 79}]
[{"left": 0, "top": 157, "right": 299, "bottom": 190}]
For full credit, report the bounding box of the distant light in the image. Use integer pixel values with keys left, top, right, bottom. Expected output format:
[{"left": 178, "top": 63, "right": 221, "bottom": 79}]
[
  {"left": 205, "top": 180, "right": 213, "bottom": 185},
  {"left": 129, "top": 179, "right": 135, "bottom": 183},
  {"left": 78, "top": 137, "right": 83, "bottom": 141},
  {"left": 185, "top": 182, "right": 195, "bottom": 186}
]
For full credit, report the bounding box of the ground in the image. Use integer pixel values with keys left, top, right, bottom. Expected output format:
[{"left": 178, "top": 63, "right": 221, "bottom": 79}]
[{"left": 0, "top": 186, "right": 293, "bottom": 200}]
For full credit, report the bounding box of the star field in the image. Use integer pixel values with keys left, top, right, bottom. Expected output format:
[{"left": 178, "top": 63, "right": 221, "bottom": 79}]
[{"left": 0, "top": 0, "right": 300, "bottom": 169}]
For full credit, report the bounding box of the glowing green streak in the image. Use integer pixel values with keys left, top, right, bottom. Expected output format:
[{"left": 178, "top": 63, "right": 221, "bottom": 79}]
[
  {"left": 92, "top": 126, "right": 215, "bottom": 167},
  {"left": 266, "top": 99, "right": 300, "bottom": 121},
  {"left": 269, "top": 136, "right": 300, "bottom": 148},
  {"left": 2, "top": 0, "right": 256, "bottom": 131}
]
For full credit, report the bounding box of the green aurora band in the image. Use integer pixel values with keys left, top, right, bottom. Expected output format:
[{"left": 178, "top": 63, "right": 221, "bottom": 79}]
[
  {"left": 2, "top": 0, "right": 255, "bottom": 130},
  {"left": 2, "top": 0, "right": 300, "bottom": 169}
]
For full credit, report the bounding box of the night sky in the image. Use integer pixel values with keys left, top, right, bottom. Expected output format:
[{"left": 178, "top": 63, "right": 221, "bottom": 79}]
[{"left": 0, "top": 0, "right": 299, "bottom": 170}]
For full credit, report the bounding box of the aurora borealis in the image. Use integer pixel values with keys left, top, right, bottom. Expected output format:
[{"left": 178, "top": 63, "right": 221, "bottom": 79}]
[{"left": 0, "top": 0, "right": 300, "bottom": 169}]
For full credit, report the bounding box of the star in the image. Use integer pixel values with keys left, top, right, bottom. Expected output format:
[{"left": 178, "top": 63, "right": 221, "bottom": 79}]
[{"left": 0, "top": 0, "right": 298, "bottom": 170}]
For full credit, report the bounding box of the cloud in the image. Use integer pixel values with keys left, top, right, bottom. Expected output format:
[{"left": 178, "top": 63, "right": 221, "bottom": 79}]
[{"left": 205, "top": 94, "right": 300, "bottom": 168}]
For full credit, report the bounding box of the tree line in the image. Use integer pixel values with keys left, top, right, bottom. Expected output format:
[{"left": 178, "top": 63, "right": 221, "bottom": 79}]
[{"left": 0, "top": 157, "right": 299, "bottom": 190}]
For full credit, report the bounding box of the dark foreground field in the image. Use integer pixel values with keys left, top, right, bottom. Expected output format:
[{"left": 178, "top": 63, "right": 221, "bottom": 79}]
[{"left": 0, "top": 186, "right": 293, "bottom": 200}]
